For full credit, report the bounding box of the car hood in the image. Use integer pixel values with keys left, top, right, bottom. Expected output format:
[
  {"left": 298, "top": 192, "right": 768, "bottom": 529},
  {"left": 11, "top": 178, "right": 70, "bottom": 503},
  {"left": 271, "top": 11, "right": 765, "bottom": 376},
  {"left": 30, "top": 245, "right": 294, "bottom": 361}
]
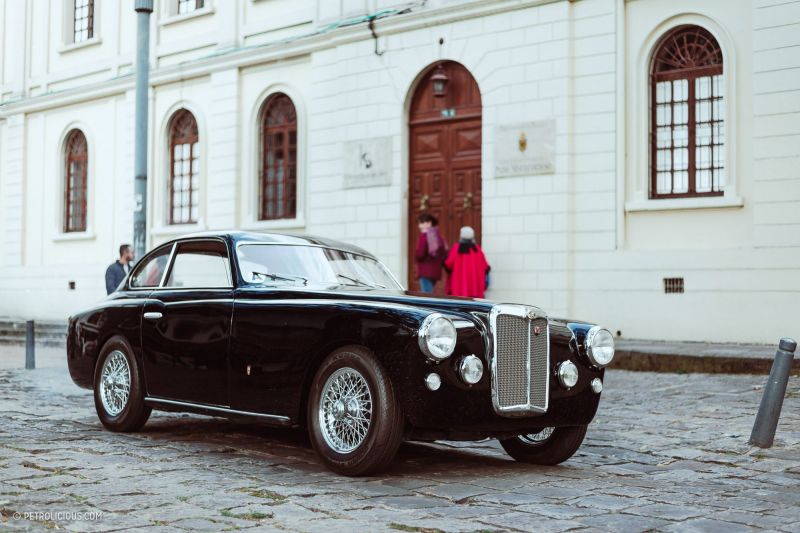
[
  {"left": 237, "top": 284, "right": 535, "bottom": 317},
  {"left": 339, "top": 288, "right": 499, "bottom": 316}
]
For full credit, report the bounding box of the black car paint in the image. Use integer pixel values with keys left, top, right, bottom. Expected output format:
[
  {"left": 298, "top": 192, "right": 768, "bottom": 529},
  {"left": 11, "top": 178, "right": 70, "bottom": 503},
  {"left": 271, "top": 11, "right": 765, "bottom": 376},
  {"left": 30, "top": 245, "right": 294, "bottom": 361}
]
[{"left": 67, "top": 232, "right": 605, "bottom": 440}]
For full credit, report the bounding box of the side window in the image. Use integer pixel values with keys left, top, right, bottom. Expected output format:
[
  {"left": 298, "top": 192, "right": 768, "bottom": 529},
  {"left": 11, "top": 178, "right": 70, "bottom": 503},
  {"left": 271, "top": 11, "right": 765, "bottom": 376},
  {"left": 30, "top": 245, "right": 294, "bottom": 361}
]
[
  {"left": 130, "top": 246, "right": 172, "bottom": 288},
  {"left": 165, "top": 241, "right": 231, "bottom": 288}
]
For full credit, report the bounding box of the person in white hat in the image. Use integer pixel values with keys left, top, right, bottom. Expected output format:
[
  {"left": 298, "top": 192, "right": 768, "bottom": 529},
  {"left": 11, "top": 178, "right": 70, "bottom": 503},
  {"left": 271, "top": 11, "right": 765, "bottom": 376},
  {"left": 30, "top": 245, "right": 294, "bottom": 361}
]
[{"left": 444, "top": 226, "right": 490, "bottom": 298}]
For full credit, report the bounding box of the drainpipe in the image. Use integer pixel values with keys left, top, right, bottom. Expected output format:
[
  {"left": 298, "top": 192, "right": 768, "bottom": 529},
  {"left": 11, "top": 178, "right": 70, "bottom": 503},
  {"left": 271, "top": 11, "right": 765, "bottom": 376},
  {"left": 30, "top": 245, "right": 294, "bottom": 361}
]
[{"left": 133, "top": 0, "right": 153, "bottom": 260}]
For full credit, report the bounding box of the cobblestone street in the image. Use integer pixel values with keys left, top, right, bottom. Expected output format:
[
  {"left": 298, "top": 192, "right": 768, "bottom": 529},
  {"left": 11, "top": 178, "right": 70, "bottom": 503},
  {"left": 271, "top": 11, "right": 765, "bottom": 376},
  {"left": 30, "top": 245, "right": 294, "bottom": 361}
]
[{"left": 1, "top": 352, "right": 799, "bottom": 532}]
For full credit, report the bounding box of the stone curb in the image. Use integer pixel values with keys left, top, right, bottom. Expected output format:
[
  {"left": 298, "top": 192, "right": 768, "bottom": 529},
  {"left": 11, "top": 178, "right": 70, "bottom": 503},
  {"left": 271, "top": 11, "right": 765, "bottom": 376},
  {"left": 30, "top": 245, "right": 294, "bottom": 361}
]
[{"left": 612, "top": 345, "right": 800, "bottom": 375}]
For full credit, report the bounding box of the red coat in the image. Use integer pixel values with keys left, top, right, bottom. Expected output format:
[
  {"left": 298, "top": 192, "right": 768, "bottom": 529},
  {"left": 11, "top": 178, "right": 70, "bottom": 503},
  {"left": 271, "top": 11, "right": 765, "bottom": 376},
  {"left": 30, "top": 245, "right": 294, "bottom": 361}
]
[{"left": 444, "top": 244, "right": 489, "bottom": 298}]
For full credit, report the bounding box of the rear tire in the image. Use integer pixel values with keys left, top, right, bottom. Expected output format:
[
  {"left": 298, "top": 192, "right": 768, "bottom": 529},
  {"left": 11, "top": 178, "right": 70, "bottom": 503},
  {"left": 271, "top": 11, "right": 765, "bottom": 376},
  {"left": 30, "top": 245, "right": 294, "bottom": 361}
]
[
  {"left": 307, "top": 346, "right": 404, "bottom": 476},
  {"left": 93, "top": 337, "right": 151, "bottom": 432},
  {"left": 499, "top": 425, "right": 588, "bottom": 465}
]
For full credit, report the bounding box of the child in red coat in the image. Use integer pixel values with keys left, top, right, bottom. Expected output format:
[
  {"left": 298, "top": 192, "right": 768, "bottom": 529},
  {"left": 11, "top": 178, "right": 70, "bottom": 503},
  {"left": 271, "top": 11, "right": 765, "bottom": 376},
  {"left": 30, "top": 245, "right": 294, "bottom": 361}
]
[{"left": 444, "top": 226, "right": 490, "bottom": 298}]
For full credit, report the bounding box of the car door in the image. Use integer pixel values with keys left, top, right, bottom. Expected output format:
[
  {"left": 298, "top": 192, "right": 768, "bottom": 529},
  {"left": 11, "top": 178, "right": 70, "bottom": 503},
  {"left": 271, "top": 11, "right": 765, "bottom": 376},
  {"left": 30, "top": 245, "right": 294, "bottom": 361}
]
[{"left": 141, "top": 238, "right": 233, "bottom": 406}]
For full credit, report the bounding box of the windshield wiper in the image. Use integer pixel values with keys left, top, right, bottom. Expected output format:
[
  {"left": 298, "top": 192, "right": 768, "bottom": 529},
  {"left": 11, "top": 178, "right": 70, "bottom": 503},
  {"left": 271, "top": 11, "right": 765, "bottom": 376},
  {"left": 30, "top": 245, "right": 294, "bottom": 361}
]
[
  {"left": 336, "top": 273, "right": 386, "bottom": 289},
  {"left": 251, "top": 271, "right": 307, "bottom": 285}
]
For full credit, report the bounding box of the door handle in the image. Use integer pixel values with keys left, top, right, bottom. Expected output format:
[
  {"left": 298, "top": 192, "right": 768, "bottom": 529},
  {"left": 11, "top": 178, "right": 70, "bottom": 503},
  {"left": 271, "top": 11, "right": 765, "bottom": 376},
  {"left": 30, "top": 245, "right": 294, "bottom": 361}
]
[
  {"left": 419, "top": 194, "right": 429, "bottom": 211},
  {"left": 143, "top": 312, "right": 163, "bottom": 321},
  {"left": 463, "top": 192, "right": 473, "bottom": 209}
]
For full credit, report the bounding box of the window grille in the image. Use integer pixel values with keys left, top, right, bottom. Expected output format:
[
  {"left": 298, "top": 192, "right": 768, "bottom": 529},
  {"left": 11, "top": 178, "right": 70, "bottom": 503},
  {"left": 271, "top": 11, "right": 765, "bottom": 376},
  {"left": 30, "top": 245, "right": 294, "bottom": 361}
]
[
  {"left": 259, "top": 93, "right": 297, "bottom": 221},
  {"left": 651, "top": 26, "right": 724, "bottom": 199}
]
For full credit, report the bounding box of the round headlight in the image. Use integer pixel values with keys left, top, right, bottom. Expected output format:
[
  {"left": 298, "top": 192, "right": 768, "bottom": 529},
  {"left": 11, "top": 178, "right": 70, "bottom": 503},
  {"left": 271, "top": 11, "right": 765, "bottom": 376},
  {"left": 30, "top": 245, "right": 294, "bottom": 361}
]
[
  {"left": 418, "top": 313, "right": 457, "bottom": 361},
  {"left": 557, "top": 361, "right": 579, "bottom": 389},
  {"left": 458, "top": 355, "right": 484, "bottom": 385},
  {"left": 586, "top": 326, "right": 615, "bottom": 367}
]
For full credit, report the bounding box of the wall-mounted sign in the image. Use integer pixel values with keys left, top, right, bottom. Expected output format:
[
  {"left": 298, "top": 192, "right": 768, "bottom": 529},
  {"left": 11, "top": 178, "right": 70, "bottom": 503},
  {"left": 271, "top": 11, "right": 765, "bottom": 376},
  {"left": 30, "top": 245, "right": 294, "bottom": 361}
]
[
  {"left": 494, "top": 119, "right": 556, "bottom": 177},
  {"left": 343, "top": 136, "right": 393, "bottom": 188}
]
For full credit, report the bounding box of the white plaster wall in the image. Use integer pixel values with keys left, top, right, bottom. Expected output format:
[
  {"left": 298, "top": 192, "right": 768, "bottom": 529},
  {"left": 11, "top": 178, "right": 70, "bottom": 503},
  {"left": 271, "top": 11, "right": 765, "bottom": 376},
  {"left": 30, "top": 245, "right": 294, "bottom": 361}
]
[
  {"left": 1, "top": 0, "right": 798, "bottom": 343},
  {"left": 0, "top": 97, "right": 134, "bottom": 319},
  {"left": 572, "top": 0, "right": 800, "bottom": 343}
]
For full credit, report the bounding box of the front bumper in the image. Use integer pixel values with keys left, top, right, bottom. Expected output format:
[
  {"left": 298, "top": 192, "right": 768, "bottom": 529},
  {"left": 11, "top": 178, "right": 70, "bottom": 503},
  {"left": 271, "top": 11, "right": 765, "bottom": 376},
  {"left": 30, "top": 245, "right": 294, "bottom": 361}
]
[{"left": 391, "top": 317, "right": 605, "bottom": 440}]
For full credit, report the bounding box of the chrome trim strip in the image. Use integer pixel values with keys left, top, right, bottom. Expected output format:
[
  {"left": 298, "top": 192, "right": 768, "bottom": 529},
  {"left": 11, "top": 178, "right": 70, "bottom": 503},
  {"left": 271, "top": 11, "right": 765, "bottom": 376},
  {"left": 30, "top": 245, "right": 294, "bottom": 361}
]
[
  {"left": 159, "top": 242, "right": 178, "bottom": 288},
  {"left": 140, "top": 288, "right": 233, "bottom": 293},
  {"left": 488, "top": 303, "right": 550, "bottom": 417},
  {"left": 144, "top": 397, "right": 292, "bottom": 424},
  {"left": 452, "top": 319, "right": 474, "bottom": 329},
  {"left": 233, "top": 298, "right": 428, "bottom": 314}
]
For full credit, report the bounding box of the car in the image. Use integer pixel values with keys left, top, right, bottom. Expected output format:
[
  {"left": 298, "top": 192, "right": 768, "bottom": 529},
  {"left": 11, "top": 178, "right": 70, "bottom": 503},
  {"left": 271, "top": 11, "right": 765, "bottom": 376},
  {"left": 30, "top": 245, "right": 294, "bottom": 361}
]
[{"left": 67, "top": 231, "right": 615, "bottom": 476}]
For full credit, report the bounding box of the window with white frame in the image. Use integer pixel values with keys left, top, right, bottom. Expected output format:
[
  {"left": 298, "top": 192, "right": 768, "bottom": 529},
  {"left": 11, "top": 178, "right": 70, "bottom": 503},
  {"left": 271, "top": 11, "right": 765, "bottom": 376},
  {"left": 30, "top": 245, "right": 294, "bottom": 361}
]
[
  {"left": 177, "top": 0, "right": 205, "bottom": 15},
  {"left": 64, "top": 129, "right": 89, "bottom": 233},
  {"left": 650, "top": 25, "right": 724, "bottom": 199},
  {"left": 168, "top": 109, "right": 200, "bottom": 225},
  {"left": 72, "top": 0, "right": 94, "bottom": 43}
]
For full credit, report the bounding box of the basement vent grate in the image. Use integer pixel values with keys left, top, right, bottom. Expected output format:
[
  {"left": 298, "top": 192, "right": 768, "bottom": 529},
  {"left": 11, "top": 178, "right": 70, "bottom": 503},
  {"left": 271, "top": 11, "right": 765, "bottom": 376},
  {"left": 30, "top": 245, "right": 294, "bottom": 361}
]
[{"left": 664, "top": 277, "right": 684, "bottom": 294}]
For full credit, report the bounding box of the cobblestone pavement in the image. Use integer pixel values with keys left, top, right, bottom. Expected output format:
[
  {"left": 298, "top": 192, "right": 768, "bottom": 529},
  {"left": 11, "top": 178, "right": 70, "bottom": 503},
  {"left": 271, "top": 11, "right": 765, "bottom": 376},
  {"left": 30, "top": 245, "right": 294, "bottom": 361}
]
[{"left": 1, "top": 354, "right": 799, "bottom": 532}]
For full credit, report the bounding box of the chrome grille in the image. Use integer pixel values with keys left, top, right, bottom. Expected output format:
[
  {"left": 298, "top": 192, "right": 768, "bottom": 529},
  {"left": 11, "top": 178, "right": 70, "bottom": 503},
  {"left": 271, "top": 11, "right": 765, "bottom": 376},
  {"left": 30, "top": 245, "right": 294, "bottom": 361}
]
[
  {"left": 490, "top": 305, "right": 549, "bottom": 415},
  {"left": 495, "top": 315, "right": 529, "bottom": 407}
]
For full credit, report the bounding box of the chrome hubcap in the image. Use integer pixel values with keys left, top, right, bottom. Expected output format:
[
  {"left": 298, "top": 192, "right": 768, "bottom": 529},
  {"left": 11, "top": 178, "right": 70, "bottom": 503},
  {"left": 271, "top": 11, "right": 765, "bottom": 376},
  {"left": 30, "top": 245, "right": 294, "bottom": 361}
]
[
  {"left": 519, "top": 427, "right": 555, "bottom": 445},
  {"left": 318, "top": 367, "right": 372, "bottom": 454},
  {"left": 99, "top": 350, "right": 131, "bottom": 417}
]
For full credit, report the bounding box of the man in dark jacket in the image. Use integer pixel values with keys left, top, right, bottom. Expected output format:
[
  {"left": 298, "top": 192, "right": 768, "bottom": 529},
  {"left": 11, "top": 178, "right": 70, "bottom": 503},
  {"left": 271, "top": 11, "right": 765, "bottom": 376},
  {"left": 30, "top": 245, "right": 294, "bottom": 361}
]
[{"left": 105, "top": 244, "right": 134, "bottom": 294}]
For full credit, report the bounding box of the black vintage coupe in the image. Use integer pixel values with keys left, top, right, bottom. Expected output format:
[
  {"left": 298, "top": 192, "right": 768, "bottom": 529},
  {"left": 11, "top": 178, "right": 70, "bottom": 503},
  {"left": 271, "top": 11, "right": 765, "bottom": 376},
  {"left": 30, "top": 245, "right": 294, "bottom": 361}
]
[{"left": 67, "top": 232, "right": 615, "bottom": 475}]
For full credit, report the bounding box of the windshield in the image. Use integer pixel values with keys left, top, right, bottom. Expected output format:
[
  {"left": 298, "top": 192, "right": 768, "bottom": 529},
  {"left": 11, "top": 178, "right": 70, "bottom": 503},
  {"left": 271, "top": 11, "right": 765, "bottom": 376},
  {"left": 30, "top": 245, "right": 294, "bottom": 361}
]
[{"left": 236, "top": 244, "right": 402, "bottom": 289}]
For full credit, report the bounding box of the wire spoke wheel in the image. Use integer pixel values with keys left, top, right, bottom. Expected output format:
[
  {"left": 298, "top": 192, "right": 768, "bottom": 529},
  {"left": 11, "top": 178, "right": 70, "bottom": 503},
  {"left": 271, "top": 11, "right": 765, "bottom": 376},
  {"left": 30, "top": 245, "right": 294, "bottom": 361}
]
[
  {"left": 99, "top": 350, "right": 131, "bottom": 417},
  {"left": 519, "top": 427, "right": 555, "bottom": 445},
  {"left": 318, "top": 367, "right": 373, "bottom": 454}
]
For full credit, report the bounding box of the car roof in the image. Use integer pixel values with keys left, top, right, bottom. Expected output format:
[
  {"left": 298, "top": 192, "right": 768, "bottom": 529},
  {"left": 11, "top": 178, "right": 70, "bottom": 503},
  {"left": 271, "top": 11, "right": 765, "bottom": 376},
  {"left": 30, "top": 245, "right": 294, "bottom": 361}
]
[{"left": 175, "top": 231, "right": 376, "bottom": 258}]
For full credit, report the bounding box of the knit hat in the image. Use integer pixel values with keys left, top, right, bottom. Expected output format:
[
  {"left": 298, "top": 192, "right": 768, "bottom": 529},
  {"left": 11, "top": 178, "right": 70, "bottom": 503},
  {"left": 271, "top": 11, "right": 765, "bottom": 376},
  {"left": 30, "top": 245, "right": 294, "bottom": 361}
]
[{"left": 460, "top": 226, "right": 475, "bottom": 241}]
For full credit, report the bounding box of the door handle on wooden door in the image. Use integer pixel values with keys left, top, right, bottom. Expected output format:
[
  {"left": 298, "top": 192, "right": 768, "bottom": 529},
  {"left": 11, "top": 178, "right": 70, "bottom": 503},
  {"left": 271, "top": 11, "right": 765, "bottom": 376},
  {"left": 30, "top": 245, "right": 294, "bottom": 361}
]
[
  {"left": 419, "top": 194, "right": 429, "bottom": 211},
  {"left": 463, "top": 192, "right": 473, "bottom": 209}
]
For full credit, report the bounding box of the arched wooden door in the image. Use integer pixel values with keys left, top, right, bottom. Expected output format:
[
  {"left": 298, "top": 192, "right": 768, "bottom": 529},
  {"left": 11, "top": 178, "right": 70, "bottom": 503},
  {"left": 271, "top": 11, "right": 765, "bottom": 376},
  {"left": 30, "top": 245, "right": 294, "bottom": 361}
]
[{"left": 408, "top": 61, "right": 482, "bottom": 291}]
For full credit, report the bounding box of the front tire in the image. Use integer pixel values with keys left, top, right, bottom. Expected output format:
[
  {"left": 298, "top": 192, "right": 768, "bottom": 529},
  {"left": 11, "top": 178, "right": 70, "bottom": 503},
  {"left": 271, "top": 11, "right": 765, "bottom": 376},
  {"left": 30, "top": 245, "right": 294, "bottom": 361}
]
[
  {"left": 93, "top": 337, "right": 151, "bottom": 432},
  {"left": 307, "top": 346, "right": 403, "bottom": 476},
  {"left": 499, "top": 425, "right": 588, "bottom": 465}
]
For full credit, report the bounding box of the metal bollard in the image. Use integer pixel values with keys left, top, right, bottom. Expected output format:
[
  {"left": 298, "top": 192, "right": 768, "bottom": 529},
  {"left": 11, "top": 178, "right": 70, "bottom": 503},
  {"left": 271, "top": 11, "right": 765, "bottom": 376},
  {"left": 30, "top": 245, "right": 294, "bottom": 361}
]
[
  {"left": 749, "top": 338, "right": 797, "bottom": 448},
  {"left": 25, "top": 320, "right": 36, "bottom": 370}
]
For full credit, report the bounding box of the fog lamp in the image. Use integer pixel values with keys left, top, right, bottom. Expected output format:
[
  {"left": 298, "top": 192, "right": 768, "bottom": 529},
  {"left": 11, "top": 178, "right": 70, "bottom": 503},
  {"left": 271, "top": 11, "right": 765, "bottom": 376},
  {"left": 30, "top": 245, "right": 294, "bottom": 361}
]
[
  {"left": 425, "top": 373, "right": 441, "bottom": 391},
  {"left": 557, "top": 361, "right": 579, "bottom": 389},
  {"left": 458, "top": 355, "right": 484, "bottom": 385},
  {"left": 591, "top": 377, "right": 603, "bottom": 394}
]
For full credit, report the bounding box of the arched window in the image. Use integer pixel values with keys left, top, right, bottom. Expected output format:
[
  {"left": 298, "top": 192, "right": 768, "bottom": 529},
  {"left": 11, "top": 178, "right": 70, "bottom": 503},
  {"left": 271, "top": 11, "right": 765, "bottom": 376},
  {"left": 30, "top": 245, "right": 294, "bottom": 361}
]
[
  {"left": 259, "top": 93, "right": 297, "bottom": 220},
  {"left": 168, "top": 109, "right": 199, "bottom": 225},
  {"left": 651, "top": 25, "right": 724, "bottom": 199},
  {"left": 64, "top": 129, "right": 88, "bottom": 233}
]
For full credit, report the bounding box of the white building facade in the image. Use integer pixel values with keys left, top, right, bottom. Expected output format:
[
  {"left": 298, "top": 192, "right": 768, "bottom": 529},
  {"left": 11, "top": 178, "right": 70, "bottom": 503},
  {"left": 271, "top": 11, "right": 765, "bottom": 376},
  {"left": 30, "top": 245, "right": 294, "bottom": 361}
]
[{"left": 0, "top": 0, "right": 798, "bottom": 343}]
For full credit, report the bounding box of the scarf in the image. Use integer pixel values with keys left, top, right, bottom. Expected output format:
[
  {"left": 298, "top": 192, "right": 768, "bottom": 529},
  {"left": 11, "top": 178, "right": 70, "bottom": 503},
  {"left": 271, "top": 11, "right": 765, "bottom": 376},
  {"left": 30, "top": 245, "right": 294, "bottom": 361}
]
[
  {"left": 458, "top": 239, "right": 477, "bottom": 254},
  {"left": 427, "top": 226, "right": 446, "bottom": 257}
]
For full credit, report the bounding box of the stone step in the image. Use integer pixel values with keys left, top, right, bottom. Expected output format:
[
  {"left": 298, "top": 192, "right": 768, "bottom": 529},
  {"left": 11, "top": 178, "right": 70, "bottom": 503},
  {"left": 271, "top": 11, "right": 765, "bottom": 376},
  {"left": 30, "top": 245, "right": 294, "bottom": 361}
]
[
  {"left": 0, "top": 337, "right": 66, "bottom": 347},
  {"left": 612, "top": 338, "right": 799, "bottom": 375},
  {"left": 0, "top": 319, "right": 68, "bottom": 347}
]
